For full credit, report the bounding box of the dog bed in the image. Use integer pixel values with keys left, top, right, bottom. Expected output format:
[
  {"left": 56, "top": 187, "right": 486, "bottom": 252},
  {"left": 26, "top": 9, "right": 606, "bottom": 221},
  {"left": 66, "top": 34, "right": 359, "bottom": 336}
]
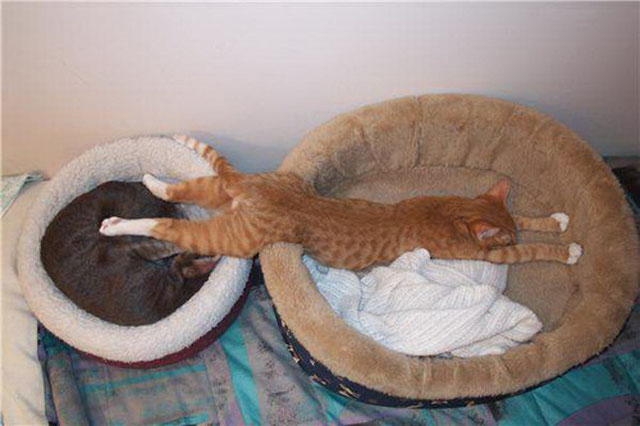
[
  {"left": 17, "top": 135, "right": 252, "bottom": 367},
  {"left": 259, "top": 94, "right": 640, "bottom": 406}
]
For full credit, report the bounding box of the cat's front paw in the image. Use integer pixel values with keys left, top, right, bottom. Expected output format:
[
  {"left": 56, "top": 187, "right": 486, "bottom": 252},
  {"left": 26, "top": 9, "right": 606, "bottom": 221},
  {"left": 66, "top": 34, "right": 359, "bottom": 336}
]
[
  {"left": 566, "top": 243, "right": 582, "bottom": 265},
  {"left": 551, "top": 212, "right": 570, "bottom": 232},
  {"left": 143, "top": 173, "right": 169, "bottom": 200},
  {"left": 100, "top": 217, "right": 123, "bottom": 236},
  {"left": 100, "top": 217, "right": 157, "bottom": 237}
]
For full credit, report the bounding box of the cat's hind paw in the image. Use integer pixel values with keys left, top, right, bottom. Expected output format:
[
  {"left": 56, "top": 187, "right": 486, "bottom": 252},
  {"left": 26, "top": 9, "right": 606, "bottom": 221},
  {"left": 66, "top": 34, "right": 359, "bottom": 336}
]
[
  {"left": 551, "top": 212, "right": 570, "bottom": 232},
  {"left": 566, "top": 243, "right": 582, "bottom": 265}
]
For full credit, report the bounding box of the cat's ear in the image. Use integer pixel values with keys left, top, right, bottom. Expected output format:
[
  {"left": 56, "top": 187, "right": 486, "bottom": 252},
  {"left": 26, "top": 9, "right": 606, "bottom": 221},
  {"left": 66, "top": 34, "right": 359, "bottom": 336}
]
[
  {"left": 486, "top": 179, "right": 510, "bottom": 204},
  {"left": 470, "top": 221, "right": 501, "bottom": 242}
]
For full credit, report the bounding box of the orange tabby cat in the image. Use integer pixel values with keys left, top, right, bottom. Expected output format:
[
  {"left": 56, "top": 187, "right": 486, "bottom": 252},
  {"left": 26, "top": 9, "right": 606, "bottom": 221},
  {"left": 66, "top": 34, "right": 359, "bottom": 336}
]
[{"left": 99, "top": 135, "right": 582, "bottom": 270}]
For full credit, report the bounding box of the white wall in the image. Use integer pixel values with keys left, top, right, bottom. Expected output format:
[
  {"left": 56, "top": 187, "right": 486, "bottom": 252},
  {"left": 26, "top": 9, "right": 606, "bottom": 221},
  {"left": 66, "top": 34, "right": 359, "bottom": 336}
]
[{"left": 3, "top": 2, "right": 639, "bottom": 177}]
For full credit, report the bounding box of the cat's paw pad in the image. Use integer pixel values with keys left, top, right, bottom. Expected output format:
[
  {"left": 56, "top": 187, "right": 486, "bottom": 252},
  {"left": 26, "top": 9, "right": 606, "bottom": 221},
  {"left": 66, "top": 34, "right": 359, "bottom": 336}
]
[
  {"left": 143, "top": 173, "right": 168, "bottom": 199},
  {"left": 551, "top": 212, "right": 570, "bottom": 232},
  {"left": 566, "top": 243, "right": 582, "bottom": 265},
  {"left": 100, "top": 217, "right": 123, "bottom": 236},
  {"left": 142, "top": 173, "right": 156, "bottom": 186}
]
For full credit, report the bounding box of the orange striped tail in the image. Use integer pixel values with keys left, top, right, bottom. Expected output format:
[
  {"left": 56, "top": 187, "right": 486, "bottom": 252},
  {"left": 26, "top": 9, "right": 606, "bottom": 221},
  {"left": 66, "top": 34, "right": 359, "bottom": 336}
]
[{"left": 171, "top": 134, "right": 237, "bottom": 176}]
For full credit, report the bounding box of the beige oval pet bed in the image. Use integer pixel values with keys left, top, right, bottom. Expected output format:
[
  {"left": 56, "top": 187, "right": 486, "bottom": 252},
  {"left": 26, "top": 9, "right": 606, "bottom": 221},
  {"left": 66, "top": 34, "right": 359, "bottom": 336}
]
[{"left": 260, "top": 94, "right": 639, "bottom": 406}]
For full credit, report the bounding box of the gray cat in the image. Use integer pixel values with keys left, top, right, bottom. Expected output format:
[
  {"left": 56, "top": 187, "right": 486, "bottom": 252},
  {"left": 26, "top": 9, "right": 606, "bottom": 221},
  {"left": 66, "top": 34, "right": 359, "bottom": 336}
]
[{"left": 41, "top": 181, "right": 217, "bottom": 326}]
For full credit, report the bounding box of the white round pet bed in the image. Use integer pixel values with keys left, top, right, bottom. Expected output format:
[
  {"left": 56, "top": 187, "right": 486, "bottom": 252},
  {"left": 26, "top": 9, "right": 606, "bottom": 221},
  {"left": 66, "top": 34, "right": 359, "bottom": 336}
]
[{"left": 17, "top": 136, "right": 252, "bottom": 367}]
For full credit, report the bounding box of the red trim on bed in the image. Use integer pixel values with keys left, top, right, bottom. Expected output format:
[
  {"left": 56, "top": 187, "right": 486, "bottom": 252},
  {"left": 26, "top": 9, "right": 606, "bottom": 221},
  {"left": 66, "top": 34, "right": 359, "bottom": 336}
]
[{"left": 78, "top": 267, "right": 255, "bottom": 369}]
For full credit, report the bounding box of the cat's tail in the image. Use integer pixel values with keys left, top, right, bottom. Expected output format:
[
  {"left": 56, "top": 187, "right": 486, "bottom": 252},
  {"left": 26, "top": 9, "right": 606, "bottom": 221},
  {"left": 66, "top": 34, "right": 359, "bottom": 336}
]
[{"left": 171, "top": 134, "right": 237, "bottom": 176}]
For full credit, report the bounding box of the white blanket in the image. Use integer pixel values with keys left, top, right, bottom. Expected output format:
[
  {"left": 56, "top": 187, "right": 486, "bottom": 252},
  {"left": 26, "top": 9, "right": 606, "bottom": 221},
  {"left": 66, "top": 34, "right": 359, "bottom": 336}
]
[{"left": 304, "top": 248, "right": 542, "bottom": 357}]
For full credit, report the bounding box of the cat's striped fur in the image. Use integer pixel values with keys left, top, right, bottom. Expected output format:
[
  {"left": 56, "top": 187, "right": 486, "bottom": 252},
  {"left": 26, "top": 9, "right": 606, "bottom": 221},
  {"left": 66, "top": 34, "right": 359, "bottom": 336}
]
[{"left": 100, "top": 135, "right": 582, "bottom": 270}]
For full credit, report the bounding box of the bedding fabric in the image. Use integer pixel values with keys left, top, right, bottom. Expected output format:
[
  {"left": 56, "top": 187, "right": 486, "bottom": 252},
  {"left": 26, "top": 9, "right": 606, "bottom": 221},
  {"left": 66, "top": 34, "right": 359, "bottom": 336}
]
[
  {"left": 37, "top": 267, "right": 640, "bottom": 425},
  {"left": 304, "top": 250, "right": 542, "bottom": 358},
  {"left": 2, "top": 181, "right": 48, "bottom": 425},
  {"left": 0, "top": 172, "right": 43, "bottom": 217},
  {"left": 24, "top": 158, "right": 640, "bottom": 424}
]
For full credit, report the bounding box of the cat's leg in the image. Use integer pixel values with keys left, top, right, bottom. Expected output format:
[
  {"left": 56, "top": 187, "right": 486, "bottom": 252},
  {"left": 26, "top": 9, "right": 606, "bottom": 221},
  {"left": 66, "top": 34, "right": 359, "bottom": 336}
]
[
  {"left": 100, "top": 217, "right": 157, "bottom": 237},
  {"left": 100, "top": 214, "right": 261, "bottom": 258},
  {"left": 514, "top": 213, "right": 569, "bottom": 233},
  {"left": 143, "top": 174, "right": 232, "bottom": 210},
  {"left": 477, "top": 243, "right": 582, "bottom": 264},
  {"left": 432, "top": 242, "right": 582, "bottom": 264}
]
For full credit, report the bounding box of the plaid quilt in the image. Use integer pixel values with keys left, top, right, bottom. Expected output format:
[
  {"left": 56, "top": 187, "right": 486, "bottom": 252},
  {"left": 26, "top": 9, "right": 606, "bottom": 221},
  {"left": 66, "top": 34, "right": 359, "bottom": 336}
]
[{"left": 39, "top": 160, "right": 640, "bottom": 425}]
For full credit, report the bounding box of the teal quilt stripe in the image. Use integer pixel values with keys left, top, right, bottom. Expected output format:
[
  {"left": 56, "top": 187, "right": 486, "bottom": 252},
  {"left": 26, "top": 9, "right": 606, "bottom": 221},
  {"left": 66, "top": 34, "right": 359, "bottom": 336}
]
[
  {"left": 81, "top": 364, "right": 207, "bottom": 394},
  {"left": 220, "top": 319, "right": 261, "bottom": 425},
  {"left": 420, "top": 410, "right": 438, "bottom": 426},
  {"left": 617, "top": 350, "right": 640, "bottom": 394},
  {"left": 160, "top": 412, "right": 210, "bottom": 426},
  {"left": 315, "top": 382, "right": 352, "bottom": 424},
  {"left": 500, "top": 350, "right": 640, "bottom": 425}
]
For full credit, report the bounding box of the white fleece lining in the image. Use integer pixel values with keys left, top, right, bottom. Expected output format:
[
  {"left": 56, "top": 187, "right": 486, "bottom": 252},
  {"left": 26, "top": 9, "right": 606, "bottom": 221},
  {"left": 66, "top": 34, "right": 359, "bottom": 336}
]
[{"left": 17, "top": 136, "right": 251, "bottom": 363}]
